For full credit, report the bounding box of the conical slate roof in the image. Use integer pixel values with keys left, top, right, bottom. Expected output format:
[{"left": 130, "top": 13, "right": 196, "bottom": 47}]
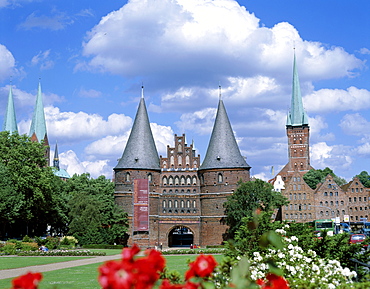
[
  {"left": 115, "top": 89, "right": 160, "bottom": 170},
  {"left": 200, "top": 98, "right": 250, "bottom": 170},
  {"left": 286, "top": 54, "right": 309, "bottom": 127},
  {"left": 29, "top": 82, "right": 47, "bottom": 142},
  {"left": 3, "top": 85, "right": 18, "bottom": 134}
]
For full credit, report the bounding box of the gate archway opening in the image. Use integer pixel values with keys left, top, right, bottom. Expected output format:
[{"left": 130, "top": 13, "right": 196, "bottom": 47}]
[{"left": 168, "top": 226, "right": 194, "bottom": 247}]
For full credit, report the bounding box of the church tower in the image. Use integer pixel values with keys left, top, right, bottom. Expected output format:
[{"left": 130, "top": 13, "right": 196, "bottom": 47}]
[
  {"left": 114, "top": 86, "right": 161, "bottom": 246},
  {"left": 3, "top": 84, "right": 18, "bottom": 134},
  {"left": 275, "top": 54, "right": 313, "bottom": 183},
  {"left": 198, "top": 87, "right": 251, "bottom": 244},
  {"left": 29, "top": 82, "right": 50, "bottom": 165}
]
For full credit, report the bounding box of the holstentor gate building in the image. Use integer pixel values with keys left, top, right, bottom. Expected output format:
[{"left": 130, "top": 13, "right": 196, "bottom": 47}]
[{"left": 113, "top": 87, "right": 251, "bottom": 248}]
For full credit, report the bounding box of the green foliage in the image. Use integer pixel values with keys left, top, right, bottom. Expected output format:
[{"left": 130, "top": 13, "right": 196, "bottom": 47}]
[
  {"left": 45, "top": 236, "right": 60, "bottom": 249},
  {"left": 161, "top": 248, "right": 226, "bottom": 255},
  {"left": 160, "top": 268, "right": 183, "bottom": 284},
  {"left": 224, "top": 179, "right": 288, "bottom": 238},
  {"left": 226, "top": 211, "right": 283, "bottom": 258},
  {"left": 81, "top": 244, "right": 125, "bottom": 249},
  {"left": 0, "top": 131, "right": 68, "bottom": 238},
  {"left": 303, "top": 167, "right": 347, "bottom": 189},
  {"left": 1, "top": 243, "right": 16, "bottom": 255},
  {"left": 16, "top": 250, "right": 106, "bottom": 256},
  {"left": 66, "top": 174, "right": 128, "bottom": 245},
  {"left": 22, "top": 235, "right": 33, "bottom": 242},
  {"left": 356, "top": 171, "right": 370, "bottom": 188}
]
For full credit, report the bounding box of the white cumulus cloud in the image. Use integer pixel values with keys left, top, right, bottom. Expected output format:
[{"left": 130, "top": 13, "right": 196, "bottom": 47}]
[{"left": 0, "top": 44, "right": 16, "bottom": 81}]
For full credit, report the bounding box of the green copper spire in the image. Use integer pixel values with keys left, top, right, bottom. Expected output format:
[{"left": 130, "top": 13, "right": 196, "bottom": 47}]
[
  {"left": 29, "top": 82, "right": 47, "bottom": 143},
  {"left": 286, "top": 54, "right": 309, "bottom": 127},
  {"left": 3, "top": 85, "right": 18, "bottom": 134}
]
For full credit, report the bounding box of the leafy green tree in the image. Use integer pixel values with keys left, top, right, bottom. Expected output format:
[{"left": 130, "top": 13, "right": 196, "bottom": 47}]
[
  {"left": 223, "top": 179, "right": 288, "bottom": 239},
  {"left": 356, "top": 171, "right": 370, "bottom": 188},
  {"left": 65, "top": 173, "right": 128, "bottom": 245},
  {"left": 0, "top": 131, "right": 67, "bottom": 238},
  {"left": 303, "top": 167, "right": 346, "bottom": 190}
]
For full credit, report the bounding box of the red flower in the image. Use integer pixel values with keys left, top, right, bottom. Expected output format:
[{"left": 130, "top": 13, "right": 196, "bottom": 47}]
[
  {"left": 99, "top": 245, "right": 166, "bottom": 289},
  {"left": 11, "top": 272, "right": 43, "bottom": 289},
  {"left": 256, "top": 273, "right": 289, "bottom": 289},
  {"left": 122, "top": 244, "right": 140, "bottom": 262},
  {"left": 185, "top": 254, "right": 217, "bottom": 280},
  {"left": 184, "top": 281, "right": 202, "bottom": 289}
]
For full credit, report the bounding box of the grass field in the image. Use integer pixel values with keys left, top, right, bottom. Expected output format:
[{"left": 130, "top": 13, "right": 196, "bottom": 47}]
[
  {"left": 0, "top": 256, "right": 93, "bottom": 270},
  {"left": 0, "top": 252, "right": 224, "bottom": 289}
]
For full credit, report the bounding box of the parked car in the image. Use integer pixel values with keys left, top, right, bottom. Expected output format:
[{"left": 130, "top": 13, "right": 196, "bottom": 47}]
[{"left": 349, "top": 234, "right": 366, "bottom": 245}]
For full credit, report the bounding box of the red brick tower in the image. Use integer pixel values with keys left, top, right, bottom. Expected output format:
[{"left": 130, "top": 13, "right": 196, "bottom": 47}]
[
  {"left": 198, "top": 87, "right": 251, "bottom": 245},
  {"left": 114, "top": 87, "right": 161, "bottom": 247},
  {"left": 276, "top": 54, "right": 313, "bottom": 183}
]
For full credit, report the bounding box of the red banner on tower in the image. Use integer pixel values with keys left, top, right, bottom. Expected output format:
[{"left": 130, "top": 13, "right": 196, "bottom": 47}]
[{"left": 133, "top": 179, "right": 149, "bottom": 231}]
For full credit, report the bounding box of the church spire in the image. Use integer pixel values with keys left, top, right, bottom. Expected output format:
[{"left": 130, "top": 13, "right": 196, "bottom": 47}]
[
  {"left": 29, "top": 82, "right": 48, "bottom": 143},
  {"left": 3, "top": 84, "right": 18, "bottom": 134},
  {"left": 53, "top": 142, "right": 60, "bottom": 171},
  {"left": 286, "top": 53, "right": 309, "bottom": 127},
  {"left": 200, "top": 97, "right": 250, "bottom": 170},
  {"left": 115, "top": 87, "right": 160, "bottom": 170}
]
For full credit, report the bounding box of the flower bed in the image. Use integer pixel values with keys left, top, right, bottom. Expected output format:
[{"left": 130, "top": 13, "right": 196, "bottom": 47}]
[
  {"left": 10, "top": 244, "right": 289, "bottom": 289},
  {"left": 16, "top": 249, "right": 106, "bottom": 256},
  {"left": 161, "top": 248, "right": 226, "bottom": 255}
]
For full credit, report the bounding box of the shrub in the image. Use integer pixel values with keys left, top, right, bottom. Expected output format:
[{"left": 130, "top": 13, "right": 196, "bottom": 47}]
[
  {"left": 21, "top": 242, "right": 38, "bottom": 251},
  {"left": 16, "top": 249, "right": 106, "bottom": 256},
  {"left": 81, "top": 244, "right": 125, "bottom": 249},
  {"left": 1, "top": 243, "right": 16, "bottom": 255},
  {"left": 60, "top": 236, "right": 78, "bottom": 246},
  {"left": 22, "top": 235, "right": 33, "bottom": 242},
  {"left": 44, "top": 236, "right": 59, "bottom": 249}
]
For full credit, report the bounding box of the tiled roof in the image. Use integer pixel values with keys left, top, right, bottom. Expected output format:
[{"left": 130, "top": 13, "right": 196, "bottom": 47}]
[
  {"left": 115, "top": 93, "right": 160, "bottom": 170},
  {"left": 200, "top": 99, "right": 250, "bottom": 170}
]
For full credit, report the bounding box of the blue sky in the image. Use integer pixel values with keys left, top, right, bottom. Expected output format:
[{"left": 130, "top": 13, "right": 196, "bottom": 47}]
[{"left": 1, "top": 0, "right": 370, "bottom": 182}]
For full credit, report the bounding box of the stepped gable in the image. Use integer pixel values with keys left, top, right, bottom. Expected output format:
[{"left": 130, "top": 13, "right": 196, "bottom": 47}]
[
  {"left": 3, "top": 84, "right": 18, "bottom": 134},
  {"left": 29, "top": 82, "right": 47, "bottom": 143},
  {"left": 115, "top": 87, "right": 160, "bottom": 170},
  {"left": 200, "top": 98, "right": 250, "bottom": 170},
  {"left": 286, "top": 53, "right": 309, "bottom": 127}
]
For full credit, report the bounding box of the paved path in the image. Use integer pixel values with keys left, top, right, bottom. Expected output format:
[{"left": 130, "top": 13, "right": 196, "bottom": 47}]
[{"left": 0, "top": 254, "right": 121, "bottom": 280}]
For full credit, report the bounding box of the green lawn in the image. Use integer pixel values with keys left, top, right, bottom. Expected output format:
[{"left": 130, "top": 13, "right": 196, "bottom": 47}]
[
  {"left": 0, "top": 257, "right": 93, "bottom": 270},
  {"left": 0, "top": 253, "right": 224, "bottom": 289}
]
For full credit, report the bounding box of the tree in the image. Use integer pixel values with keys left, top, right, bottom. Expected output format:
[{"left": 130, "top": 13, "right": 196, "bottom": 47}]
[
  {"left": 303, "top": 167, "right": 346, "bottom": 190},
  {"left": 356, "top": 171, "right": 370, "bottom": 188},
  {"left": 65, "top": 174, "right": 128, "bottom": 245},
  {"left": 0, "top": 131, "right": 67, "bottom": 238},
  {"left": 223, "top": 179, "right": 288, "bottom": 239}
]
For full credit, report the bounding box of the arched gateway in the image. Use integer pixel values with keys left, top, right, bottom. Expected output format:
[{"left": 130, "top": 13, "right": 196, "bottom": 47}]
[{"left": 168, "top": 226, "right": 194, "bottom": 247}]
